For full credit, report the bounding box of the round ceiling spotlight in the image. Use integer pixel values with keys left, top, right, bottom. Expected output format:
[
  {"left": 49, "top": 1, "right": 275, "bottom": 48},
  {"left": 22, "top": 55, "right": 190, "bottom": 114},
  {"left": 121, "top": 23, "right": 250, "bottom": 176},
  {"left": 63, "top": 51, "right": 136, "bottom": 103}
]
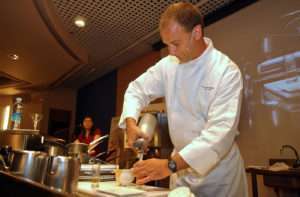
[{"left": 74, "top": 16, "right": 87, "bottom": 28}]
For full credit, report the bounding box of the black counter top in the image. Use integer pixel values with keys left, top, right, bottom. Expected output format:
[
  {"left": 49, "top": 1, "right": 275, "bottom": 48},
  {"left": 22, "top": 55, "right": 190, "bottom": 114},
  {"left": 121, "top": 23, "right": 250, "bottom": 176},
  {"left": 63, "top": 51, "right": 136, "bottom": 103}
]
[{"left": 0, "top": 170, "right": 71, "bottom": 197}]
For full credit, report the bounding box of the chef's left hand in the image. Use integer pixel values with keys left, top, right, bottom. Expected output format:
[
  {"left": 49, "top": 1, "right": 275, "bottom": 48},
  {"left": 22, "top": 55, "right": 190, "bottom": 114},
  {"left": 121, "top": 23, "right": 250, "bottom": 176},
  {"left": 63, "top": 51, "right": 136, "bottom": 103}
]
[
  {"left": 88, "top": 150, "right": 96, "bottom": 156},
  {"left": 132, "top": 159, "right": 171, "bottom": 185}
]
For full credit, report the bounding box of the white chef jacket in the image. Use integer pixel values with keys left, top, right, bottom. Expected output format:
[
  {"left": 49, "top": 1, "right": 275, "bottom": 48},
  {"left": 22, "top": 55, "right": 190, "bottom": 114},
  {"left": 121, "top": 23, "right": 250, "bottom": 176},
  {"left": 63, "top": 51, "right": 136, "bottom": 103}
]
[{"left": 119, "top": 37, "right": 248, "bottom": 197}]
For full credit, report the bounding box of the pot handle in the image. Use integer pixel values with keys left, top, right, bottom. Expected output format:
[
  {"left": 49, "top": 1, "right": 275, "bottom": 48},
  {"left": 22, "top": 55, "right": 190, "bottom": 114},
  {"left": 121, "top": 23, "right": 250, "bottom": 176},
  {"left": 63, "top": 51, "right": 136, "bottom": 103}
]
[
  {"left": 0, "top": 154, "right": 9, "bottom": 171},
  {"left": 47, "top": 156, "right": 58, "bottom": 175}
]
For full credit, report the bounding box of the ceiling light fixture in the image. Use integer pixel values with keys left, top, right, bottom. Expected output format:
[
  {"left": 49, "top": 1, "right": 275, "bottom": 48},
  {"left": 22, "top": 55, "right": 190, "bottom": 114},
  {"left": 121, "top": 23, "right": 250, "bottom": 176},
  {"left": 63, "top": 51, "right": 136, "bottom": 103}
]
[
  {"left": 74, "top": 16, "right": 87, "bottom": 28},
  {"left": 8, "top": 54, "right": 19, "bottom": 61}
]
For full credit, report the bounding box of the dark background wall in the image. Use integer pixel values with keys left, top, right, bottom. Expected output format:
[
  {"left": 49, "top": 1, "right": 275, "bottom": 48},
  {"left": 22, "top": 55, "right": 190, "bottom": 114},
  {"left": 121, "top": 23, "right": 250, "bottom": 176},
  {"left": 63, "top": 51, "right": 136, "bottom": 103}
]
[
  {"left": 116, "top": 51, "right": 161, "bottom": 115},
  {"left": 76, "top": 70, "right": 117, "bottom": 149}
]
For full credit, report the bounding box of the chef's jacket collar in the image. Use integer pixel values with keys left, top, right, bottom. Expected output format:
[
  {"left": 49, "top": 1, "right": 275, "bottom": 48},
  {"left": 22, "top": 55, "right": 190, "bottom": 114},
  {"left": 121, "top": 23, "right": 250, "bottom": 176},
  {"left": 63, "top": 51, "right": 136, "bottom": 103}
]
[{"left": 177, "top": 37, "right": 214, "bottom": 67}]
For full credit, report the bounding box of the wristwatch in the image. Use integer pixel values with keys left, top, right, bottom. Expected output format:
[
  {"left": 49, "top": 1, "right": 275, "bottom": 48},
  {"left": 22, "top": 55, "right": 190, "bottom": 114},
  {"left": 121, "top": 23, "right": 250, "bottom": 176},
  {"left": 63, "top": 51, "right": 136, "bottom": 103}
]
[{"left": 168, "top": 159, "right": 177, "bottom": 173}]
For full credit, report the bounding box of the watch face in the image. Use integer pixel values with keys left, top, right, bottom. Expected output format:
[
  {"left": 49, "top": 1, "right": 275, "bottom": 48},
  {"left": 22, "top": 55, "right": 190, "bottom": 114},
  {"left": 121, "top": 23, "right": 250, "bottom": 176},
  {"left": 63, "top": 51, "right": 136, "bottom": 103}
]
[
  {"left": 168, "top": 160, "right": 177, "bottom": 172},
  {"left": 170, "top": 162, "right": 176, "bottom": 168}
]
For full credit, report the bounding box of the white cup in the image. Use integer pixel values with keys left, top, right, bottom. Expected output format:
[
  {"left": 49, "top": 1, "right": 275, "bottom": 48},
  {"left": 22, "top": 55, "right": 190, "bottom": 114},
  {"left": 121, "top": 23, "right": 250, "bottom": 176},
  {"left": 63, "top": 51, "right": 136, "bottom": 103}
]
[{"left": 115, "top": 169, "right": 134, "bottom": 186}]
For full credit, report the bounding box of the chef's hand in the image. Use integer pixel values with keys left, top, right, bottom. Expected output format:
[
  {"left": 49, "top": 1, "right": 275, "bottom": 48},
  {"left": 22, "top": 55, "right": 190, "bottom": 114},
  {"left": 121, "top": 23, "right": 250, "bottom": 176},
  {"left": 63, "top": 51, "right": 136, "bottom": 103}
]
[
  {"left": 132, "top": 159, "right": 171, "bottom": 185},
  {"left": 125, "top": 118, "right": 149, "bottom": 148},
  {"left": 88, "top": 150, "right": 96, "bottom": 156}
]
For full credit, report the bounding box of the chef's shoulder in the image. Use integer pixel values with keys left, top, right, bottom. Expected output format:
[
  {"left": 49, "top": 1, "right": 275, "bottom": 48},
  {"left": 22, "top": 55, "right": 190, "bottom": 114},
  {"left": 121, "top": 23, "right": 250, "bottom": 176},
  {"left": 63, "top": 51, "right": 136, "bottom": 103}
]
[
  {"left": 147, "top": 55, "right": 179, "bottom": 73},
  {"left": 212, "top": 49, "right": 242, "bottom": 82}
]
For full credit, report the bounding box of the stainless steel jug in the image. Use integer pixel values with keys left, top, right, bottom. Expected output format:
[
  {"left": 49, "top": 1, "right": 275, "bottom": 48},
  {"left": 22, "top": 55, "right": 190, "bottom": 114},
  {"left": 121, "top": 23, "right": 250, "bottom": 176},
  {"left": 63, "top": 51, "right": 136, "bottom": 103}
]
[
  {"left": 138, "top": 113, "right": 157, "bottom": 140},
  {"left": 44, "top": 156, "right": 80, "bottom": 193},
  {"left": 133, "top": 113, "right": 158, "bottom": 160},
  {"left": 9, "top": 150, "right": 48, "bottom": 183}
]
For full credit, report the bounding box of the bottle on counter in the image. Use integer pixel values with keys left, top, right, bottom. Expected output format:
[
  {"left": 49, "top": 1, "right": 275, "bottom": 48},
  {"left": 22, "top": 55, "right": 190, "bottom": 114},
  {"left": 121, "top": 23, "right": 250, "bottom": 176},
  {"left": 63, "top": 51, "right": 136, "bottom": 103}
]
[{"left": 11, "top": 97, "right": 23, "bottom": 130}]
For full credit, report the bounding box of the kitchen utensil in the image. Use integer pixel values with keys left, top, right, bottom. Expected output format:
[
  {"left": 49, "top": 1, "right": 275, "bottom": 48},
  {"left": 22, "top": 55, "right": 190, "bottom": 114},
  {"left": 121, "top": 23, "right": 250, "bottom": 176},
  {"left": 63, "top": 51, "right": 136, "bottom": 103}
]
[
  {"left": 115, "top": 169, "right": 134, "bottom": 186},
  {"left": 0, "top": 130, "right": 43, "bottom": 150},
  {"left": 138, "top": 113, "right": 157, "bottom": 140},
  {"left": 46, "top": 145, "right": 65, "bottom": 157},
  {"left": 133, "top": 138, "right": 145, "bottom": 161},
  {"left": 9, "top": 150, "right": 49, "bottom": 183},
  {"left": 89, "top": 159, "right": 101, "bottom": 188},
  {"left": 66, "top": 142, "right": 89, "bottom": 163},
  {"left": 0, "top": 145, "right": 12, "bottom": 165},
  {"left": 0, "top": 154, "right": 9, "bottom": 171},
  {"left": 44, "top": 155, "right": 80, "bottom": 193},
  {"left": 132, "top": 113, "right": 157, "bottom": 160},
  {"left": 66, "top": 142, "right": 88, "bottom": 154},
  {"left": 88, "top": 134, "right": 109, "bottom": 153}
]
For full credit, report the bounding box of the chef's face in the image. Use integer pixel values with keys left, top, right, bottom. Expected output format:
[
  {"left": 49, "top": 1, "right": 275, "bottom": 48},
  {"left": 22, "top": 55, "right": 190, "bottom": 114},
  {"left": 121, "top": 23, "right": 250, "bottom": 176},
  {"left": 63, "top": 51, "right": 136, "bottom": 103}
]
[
  {"left": 160, "top": 19, "right": 200, "bottom": 63},
  {"left": 83, "top": 117, "right": 93, "bottom": 130}
]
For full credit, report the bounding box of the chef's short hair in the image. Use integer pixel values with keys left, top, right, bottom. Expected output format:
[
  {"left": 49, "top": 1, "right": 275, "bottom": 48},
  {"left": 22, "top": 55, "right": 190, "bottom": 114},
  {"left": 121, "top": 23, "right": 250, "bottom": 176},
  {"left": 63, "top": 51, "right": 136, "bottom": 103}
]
[{"left": 160, "top": 2, "right": 204, "bottom": 32}]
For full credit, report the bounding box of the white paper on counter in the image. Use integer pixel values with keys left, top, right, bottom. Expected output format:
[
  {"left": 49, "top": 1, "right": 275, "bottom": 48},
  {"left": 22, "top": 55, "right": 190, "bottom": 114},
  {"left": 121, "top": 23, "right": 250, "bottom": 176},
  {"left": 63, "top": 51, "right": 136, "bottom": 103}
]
[{"left": 77, "top": 181, "right": 169, "bottom": 197}]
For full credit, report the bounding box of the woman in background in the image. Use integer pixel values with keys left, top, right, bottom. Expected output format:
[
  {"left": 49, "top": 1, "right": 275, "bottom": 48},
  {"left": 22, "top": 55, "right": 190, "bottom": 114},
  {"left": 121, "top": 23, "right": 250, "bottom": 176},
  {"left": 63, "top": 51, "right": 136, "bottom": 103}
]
[{"left": 74, "top": 116, "right": 102, "bottom": 155}]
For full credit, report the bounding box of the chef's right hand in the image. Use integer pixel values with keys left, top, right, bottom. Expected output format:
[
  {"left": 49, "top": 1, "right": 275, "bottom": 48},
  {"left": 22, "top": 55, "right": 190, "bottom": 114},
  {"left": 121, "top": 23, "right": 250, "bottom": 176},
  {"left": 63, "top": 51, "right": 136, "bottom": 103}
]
[{"left": 125, "top": 118, "right": 149, "bottom": 148}]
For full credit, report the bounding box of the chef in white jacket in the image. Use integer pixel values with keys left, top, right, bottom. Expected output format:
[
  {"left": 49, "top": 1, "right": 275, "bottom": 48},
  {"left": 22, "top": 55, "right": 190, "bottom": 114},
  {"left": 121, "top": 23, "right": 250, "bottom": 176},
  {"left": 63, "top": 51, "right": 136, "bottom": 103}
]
[{"left": 118, "top": 2, "right": 248, "bottom": 197}]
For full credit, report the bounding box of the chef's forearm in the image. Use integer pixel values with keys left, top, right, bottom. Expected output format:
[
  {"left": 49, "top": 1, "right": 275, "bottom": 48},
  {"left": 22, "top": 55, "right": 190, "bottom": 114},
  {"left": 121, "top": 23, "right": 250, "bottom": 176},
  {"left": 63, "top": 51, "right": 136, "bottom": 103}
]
[
  {"left": 172, "top": 153, "right": 190, "bottom": 171},
  {"left": 125, "top": 117, "right": 137, "bottom": 128}
]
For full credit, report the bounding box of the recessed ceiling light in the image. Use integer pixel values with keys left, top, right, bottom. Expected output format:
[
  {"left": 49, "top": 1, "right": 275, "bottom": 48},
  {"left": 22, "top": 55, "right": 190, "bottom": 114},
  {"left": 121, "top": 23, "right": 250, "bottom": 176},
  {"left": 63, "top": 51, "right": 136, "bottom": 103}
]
[
  {"left": 74, "top": 16, "right": 87, "bottom": 28},
  {"left": 8, "top": 54, "right": 19, "bottom": 61}
]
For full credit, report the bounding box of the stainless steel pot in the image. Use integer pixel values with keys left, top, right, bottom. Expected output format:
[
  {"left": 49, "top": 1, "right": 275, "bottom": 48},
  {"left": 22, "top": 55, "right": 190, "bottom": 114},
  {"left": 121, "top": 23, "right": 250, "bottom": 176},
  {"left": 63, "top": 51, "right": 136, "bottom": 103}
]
[
  {"left": 46, "top": 145, "right": 65, "bottom": 156},
  {"left": 0, "top": 130, "right": 43, "bottom": 150},
  {"left": 43, "top": 140, "right": 66, "bottom": 157},
  {"left": 44, "top": 156, "right": 80, "bottom": 193},
  {"left": 9, "top": 150, "right": 48, "bottom": 183},
  {"left": 66, "top": 143, "right": 89, "bottom": 163},
  {"left": 66, "top": 143, "right": 88, "bottom": 154},
  {"left": 68, "top": 152, "right": 89, "bottom": 164},
  {"left": 66, "top": 135, "right": 109, "bottom": 164}
]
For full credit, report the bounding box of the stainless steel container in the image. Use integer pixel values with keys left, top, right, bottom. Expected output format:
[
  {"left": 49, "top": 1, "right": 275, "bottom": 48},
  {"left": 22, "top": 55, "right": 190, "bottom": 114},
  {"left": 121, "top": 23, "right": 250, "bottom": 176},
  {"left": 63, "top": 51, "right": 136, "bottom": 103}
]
[
  {"left": 46, "top": 145, "right": 65, "bottom": 157},
  {"left": 132, "top": 113, "right": 158, "bottom": 160},
  {"left": 42, "top": 136, "right": 66, "bottom": 156},
  {"left": 66, "top": 143, "right": 89, "bottom": 163},
  {"left": 43, "top": 140, "right": 66, "bottom": 157},
  {"left": 9, "top": 150, "right": 48, "bottom": 183},
  {"left": 66, "top": 143, "right": 88, "bottom": 154},
  {"left": 138, "top": 113, "right": 157, "bottom": 140},
  {"left": 125, "top": 113, "right": 158, "bottom": 149},
  {"left": 0, "top": 130, "right": 42, "bottom": 150},
  {"left": 44, "top": 156, "right": 80, "bottom": 193}
]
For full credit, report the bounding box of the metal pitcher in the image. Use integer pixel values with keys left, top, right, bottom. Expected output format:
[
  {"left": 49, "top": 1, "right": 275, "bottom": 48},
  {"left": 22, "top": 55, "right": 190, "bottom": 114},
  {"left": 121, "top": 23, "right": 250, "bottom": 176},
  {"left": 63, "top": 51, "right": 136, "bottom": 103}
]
[
  {"left": 9, "top": 150, "right": 48, "bottom": 183},
  {"left": 44, "top": 156, "right": 80, "bottom": 193},
  {"left": 138, "top": 113, "right": 157, "bottom": 140},
  {"left": 133, "top": 113, "right": 158, "bottom": 160}
]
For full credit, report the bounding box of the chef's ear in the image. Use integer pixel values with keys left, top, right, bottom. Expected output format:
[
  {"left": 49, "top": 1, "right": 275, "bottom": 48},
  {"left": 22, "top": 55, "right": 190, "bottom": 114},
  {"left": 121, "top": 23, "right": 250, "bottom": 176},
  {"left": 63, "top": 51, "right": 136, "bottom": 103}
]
[{"left": 192, "top": 24, "right": 202, "bottom": 40}]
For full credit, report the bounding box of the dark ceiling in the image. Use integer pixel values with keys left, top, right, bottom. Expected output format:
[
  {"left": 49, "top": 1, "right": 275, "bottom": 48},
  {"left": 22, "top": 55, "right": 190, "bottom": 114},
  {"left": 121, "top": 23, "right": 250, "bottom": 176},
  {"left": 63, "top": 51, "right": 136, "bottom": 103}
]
[{"left": 0, "top": 0, "right": 257, "bottom": 95}]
